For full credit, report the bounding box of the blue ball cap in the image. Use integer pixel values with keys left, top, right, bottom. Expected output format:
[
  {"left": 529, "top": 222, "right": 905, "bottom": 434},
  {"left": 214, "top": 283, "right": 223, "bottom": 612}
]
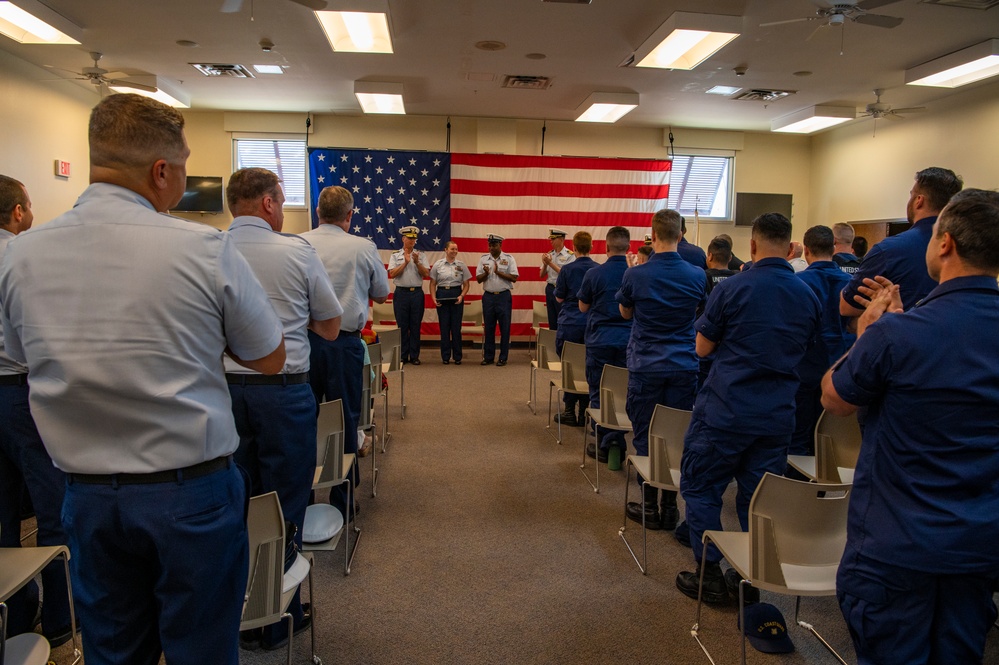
[{"left": 739, "top": 602, "right": 794, "bottom": 654}]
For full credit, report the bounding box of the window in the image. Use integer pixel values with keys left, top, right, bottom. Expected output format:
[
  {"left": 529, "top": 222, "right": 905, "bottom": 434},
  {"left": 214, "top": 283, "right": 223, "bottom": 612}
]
[
  {"left": 666, "top": 153, "right": 733, "bottom": 221},
  {"left": 233, "top": 138, "right": 307, "bottom": 207}
]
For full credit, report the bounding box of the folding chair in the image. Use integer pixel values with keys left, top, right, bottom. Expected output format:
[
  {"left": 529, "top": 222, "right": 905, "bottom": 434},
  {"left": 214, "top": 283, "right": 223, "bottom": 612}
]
[
  {"left": 460, "top": 299, "right": 484, "bottom": 348},
  {"left": 547, "top": 341, "right": 587, "bottom": 444},
  {"left": 378, "top": 327, "right": 406, "bottom": 423},
  {"left": 529, "top": 300, "right": 549, "bottom": 361},
  {"left": 787, "top": 410, "right": 862, "bottom": 483},
  {"left": 528, "top": 327, "right": 560, "bottom": 415},
  {"left": 691, "top": 473, "right": 852, "bottom": 665},
  {"left": 580, "top": 364, "right": 630, "bottom": 493},
  {"left": 302, "top": 400, "right": 360, "bottom": 576},
  {"left": 0, "top": 541, "right": 80, "bottom": 665},
  {"left": 619, "top": 404, "right": 690, "bottom": 573},
  {"left": 361, "top": 344, "right": 380, "bottom": 498},
  {"left": 242, "top": 492, "right": 321, "bottom": 665},
  {"left": 370, "top": 301, "right": 397, "bottom": 335}
]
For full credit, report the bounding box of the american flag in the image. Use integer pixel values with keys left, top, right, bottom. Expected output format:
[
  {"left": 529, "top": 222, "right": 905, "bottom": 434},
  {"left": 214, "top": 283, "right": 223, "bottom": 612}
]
[{"left": 307, "top": 149, "right": 671, "bottom": 336}]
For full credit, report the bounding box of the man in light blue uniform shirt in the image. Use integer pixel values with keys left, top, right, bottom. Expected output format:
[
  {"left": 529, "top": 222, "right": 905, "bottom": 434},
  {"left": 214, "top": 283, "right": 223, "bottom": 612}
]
[
  {"left": 302, "top": 186, "right": 390, "bottom": 523},
  {"left": 224, "top": 168, "right": 342, "bottom": 651},
  {"left": 477, "top": 234, "right": 519, "bottom": 366},
  {"left": 387, "top": 225, "right": 430, "bottom": 364},
  {"left": 0, "top": 176, "right": 73, "bottom": 646},
  {"left": 540, "top": 228, "right": 573, "bottom": 330},
  {"left": 0, "top": 94, "right": 286, "bottom": 665}
]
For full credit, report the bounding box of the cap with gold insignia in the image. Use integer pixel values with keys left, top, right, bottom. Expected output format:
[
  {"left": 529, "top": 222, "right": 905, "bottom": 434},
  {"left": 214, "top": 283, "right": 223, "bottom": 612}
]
[
  {"left": 548, "top": 228, "right": 567, "bottom": 239},
  {"left": 487, "top": 234, "right": 504, "bottom": 243},
  {"left": 400, "top": 226, "right": 419, "bottom": 238},
  {"left": 644, "top": 234, "right": 653, "bottom": 246}
]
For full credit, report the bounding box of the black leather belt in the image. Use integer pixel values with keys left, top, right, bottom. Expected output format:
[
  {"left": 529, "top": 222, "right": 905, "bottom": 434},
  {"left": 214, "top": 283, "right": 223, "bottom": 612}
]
[
  {"left": 485, "top": 290, "right": 508, "bottom": 295},
  {"left": 340, "top": 330, "right": 361, "bottom": 338},
  {"left": 0, "top": 374, "right": 28, "bottom": 386},
  {"left": 226, "top": 372, "right": 309, "bottom": 386},
  {"left": 69, "top": 455, "right": 232, "bottom": 485},
  {"left": 396, "top": 287, "right": 421, "bottom": 292}
]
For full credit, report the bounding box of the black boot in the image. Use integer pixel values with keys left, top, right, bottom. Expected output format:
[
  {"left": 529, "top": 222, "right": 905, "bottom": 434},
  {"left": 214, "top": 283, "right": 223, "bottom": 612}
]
[
  {"left": 724, "top": 568, "right": 760, "bottom": 605},
  {"left": 554, "top": 408, "right": 577, "bottom": 426},
  {"left": 660, "top": 490, "right": 680, "bottom": 531},
  {"left": 626, "top": 484, "right": 663, "bottom": 529},
  {"left": 676, "top": 560, "right": 728, "bottom": 604}
]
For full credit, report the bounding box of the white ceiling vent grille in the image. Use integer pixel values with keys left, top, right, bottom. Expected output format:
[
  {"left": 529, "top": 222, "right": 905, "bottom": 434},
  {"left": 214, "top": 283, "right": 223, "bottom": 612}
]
[
  {"left": 502, "top": 75, "right": 553, "bottom": 90},
  {"left": 733, "top": 89, "right": 795, "bottom": 102},
  {"left": 191, "top": 63, "right": 256, "bottom": 78}
]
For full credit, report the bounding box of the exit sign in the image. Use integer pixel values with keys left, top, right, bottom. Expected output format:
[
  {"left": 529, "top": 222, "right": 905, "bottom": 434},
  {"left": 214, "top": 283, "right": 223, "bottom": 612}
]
[{"left": 54, "top": 160, "right": 71, "bottom": 178}]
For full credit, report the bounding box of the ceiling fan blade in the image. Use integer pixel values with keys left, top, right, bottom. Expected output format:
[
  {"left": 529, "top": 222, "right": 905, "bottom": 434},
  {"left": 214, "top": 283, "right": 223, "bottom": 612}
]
[
  {"left": 760, "top": 17, "right": 814, "bottom": 27},
  {"left": 854, "top": 13, "right": 903, "bottom": 28},
  {"left": 856, "top": 0, "right": 901, "bottom": 10},
  {"left": 288, "top": 0, "right": 328, "bottom": 10},
  {"left": 220, "top": 0, "right": 243, "bottom": 13},
  {"left": 108, "top": 79, "right": 158, "bottom": 93},
  {"left": 890, "top": 106, "right": 926, "bottom": 114}
]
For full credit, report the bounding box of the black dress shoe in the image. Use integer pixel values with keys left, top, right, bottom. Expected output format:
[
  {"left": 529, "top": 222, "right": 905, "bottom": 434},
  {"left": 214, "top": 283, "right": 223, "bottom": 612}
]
[
  {"left": 442, "top": 359, "right": 450, "bottom": 365},
  {"left": 724, "top": 568, "right": 760, "bottom": 605},
  {"left": 239, "top": 628, "right": 262, "bottom": 651},
  {"left": 676, "top": 563, "right": 728, "bottom": 604},
  {"left": 585, "top": 442, "right": 609, "bottom": 463},
  {"left": 626, "top": 502, "right": 664, "bottom": 529},
  {"left": 455, "top": 360, "right": 462, "bottom": 365},
  {"left": 45, "top": 625, "right": 77, "bottom": 649},
  {"left": 497, "top": 359, "right": 507, "bottom": 366},
  {"left": 674, "top": 520, "right": 692, "bottom": 548},
  {"left": 411, "top": 358, "right": 421, "bottom": 365},
  {"left": 481, "top": 359, "right": 493, "bottom": 365},
  {"left": 553, "top": 409, "right": 578, "bottom": 426}
]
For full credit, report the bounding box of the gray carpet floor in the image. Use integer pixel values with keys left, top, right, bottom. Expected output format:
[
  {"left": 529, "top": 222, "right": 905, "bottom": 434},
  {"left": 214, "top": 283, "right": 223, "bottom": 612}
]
[{"left": 44, "top": 343, "right": 999, "bottom": 664}]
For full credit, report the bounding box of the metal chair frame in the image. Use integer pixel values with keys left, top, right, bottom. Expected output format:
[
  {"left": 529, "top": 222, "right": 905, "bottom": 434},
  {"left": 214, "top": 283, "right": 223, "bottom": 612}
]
[
  {"left": 528, "top": 327, "right": 560, "bottom": 415},
  {"left": 580, "top": 364, "right": 631, "bottom": 493},
  {"left": 546, "top": 340, "right": 587, "bottom": 445}
]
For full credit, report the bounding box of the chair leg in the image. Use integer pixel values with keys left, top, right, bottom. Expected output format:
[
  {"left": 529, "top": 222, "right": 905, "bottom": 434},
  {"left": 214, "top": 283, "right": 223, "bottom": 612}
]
[
  {"left": 794, "top": 597, "right": 850, "bottom": 665},
  {"left": 285, "top": 611, "right": 294, "bottom": 665},
  {"left": 618, "top": 460, "right": 648, "bottom": 574},
  {"left": 60, "top": 552, "right": 82, "bottom": 665},
  {"left": 370, "top": 424, "right": 378, "bottom": 498},
  {"left": 344, "top": 478, "right": 360, "bottom": 576},
  {"left": 528, "top": 365, "right": 537, "bottom": 415},
  {"left": 691, "top": 539, "right": 720, "bottom": 665},
  {"left": 400, "top": 368, "right": 406, "bottom": 419},
  {"left": 381, "top": 391, "right": 391, "bottom": 450},
  {"left": 545, "top": 383, "right": 561, "bottom": 443},
  {"left": 305, "top": 555, "right": 322, "bottom": 665},
  {"left": 578, "top": 411, "right": 598, "bottom": 493}
]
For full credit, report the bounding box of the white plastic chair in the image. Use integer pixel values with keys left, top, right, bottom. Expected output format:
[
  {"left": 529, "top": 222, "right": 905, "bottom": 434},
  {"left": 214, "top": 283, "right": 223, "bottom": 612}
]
[
  {"left": 363, "top": 343, "right": 381, "bottom": 497},
  {"left": 528, "top": 300, "right": 549, "bottom": 360},
  {"left": 580, "top": 364, "right": 630, "bottom": 493},
  {"left": 378, "top": 327, "right": 406, "bottom": 424},
  {"left": 528, "top": 327, "right": 560, "bottom": 415},
  {"left": 460, "top": 299, "right": 484, "bottom": 348},
  {"left": 787, "top": 410, "right": 862, "bottom": 484},
  {"left": 370, "top": 301, "right": 396, "bottom": 335},
  {"left": 547, "top": 341, "right": 587, "bottom": 444}
]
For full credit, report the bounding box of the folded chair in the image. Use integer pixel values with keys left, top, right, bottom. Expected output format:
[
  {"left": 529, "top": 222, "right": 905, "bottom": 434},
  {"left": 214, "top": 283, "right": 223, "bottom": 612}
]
[
  {"left": 619, "top": 404, "right": 690, "bottom": 573},
  {"left": 547, "top": 340, "right": 587, "bottom": 444},
  {"left": 302, "top": 399, "right": 359, "bottom": 576},
  {"left": 528, "top": 327, "right": 560, "bottom": 415},
  {"left": 242, "top": 492, "right": 320, "bottom": 665},
  {"left": 787, "top": 409, "right": 862, "bottom": 483},
  {"left": 580, "top": 364, "right": 630, "bottom": 493},
  {"left": 691, "top": 473, "right": 852, "bottom": 665}
]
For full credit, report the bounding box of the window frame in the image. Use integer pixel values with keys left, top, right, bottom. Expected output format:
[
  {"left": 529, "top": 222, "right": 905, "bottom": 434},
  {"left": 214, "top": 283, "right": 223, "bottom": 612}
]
[
  {"left": 666, "top": 149, "right": 735, "bottom": 223},
  {"left": 231, "top": 134, "right": 309, "bottom": 209}
]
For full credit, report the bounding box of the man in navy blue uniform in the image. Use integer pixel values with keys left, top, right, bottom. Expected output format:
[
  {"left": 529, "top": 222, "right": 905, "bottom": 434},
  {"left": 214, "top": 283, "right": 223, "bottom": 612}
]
[
  {"left": 831, "top": 222, "right": 861, "bottom": 275},
  {"left": 578, "top": 226, "right": 633, "bottom": 460},
  {"left": 617, "top": 210, "right": 706, "bottom": 531},
  {"left": 789, "top": 225, "right": 854, "bottom": 466},
  {"left": 551, "top": 231, "right": 597, "bottom": 426},
  {"left": 677, "top": 216, "right": 707, "bottom": 269},
  {"left": 676, "top": 213, "right": 820, "bottom": 602},
  {"left": 822, "top": 189, "right": 999, "bottom": 664},
  {"left": 840, "top": 167, "right": 962, "bottom": 316}
]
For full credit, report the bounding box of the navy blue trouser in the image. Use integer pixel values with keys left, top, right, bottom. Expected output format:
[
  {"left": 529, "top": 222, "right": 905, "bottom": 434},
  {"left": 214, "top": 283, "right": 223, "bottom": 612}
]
[
  {"left": 436, "top": 299, "right": 464, "bottom": 362},
  {"left": 628, "top": 370, "right": 697, "bottom": 490},
  {"left": 308, "top": 331, "right": 363, "bottom": 519},
  {"left": 838, "top": 544, "right": 999, "bottom": 665},
  {"left": 0, "top": 383, "right": 72, "bottom": 638},
  {"left": 63, "top": 463, "right": 248, "bottom": 665},
  {"left": 545, "top": 283, "right": 561, "bottom": 331},
  {"left": 482, "top": 290, "right": 512, "bottom": 363},
  {"left": 680, "top": 416, "right": 790, "bottom": 563},
  {"left": 229, "top": 381, "right": 316, "bottom": 644},
  {"left": 585, "top": 345, "right": 629, "bottom": 450},
  {"left": 556, "top": 324, "right": 587, "bottom": 413},
  {"left": 393, "top": 288, "right": 425, "bottom": 361}
]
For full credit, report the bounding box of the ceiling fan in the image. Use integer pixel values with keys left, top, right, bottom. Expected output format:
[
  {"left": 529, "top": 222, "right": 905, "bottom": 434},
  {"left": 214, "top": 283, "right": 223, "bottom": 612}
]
[
  {"left": 220, "top": 0, "right": 327, "bottom": 12},
  {"left": 49, "top": 52, "right": 157, "bottom": 93},
  {"left": 858, "top": 89, "right": 925, "bottom": 120},
  {"left": 761, "top": 0, "right": 904, "bottom": 31}
]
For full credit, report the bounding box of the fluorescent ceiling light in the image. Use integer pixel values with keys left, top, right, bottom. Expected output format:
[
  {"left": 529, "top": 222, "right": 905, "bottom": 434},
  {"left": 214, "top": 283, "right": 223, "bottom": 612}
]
[
  {"left": 905, "top": 39, "right": 999, "bottom": 88},
  {"left": 253, "top": 64, "right": 284, "bottom": 75},
  {"left": 633, "top": 12, "right": 741, "bottom": 70},
  {"left": 315, "top": 9, "right": 392, "bottom": 53},
  {"left": 771, "top": 105, "right": 855, "bottom": 133},
  {"left": 706, "top": 85, "right": 741, "bottom": 95},
  {"left": 575, "top": 92, "right": 639, "bottom": 123},
  {"left": 0, "top": 0, "right": 80, "bottom": 44},
  {"left": 109, "top": 77, "right": 191, "bottom": 109},
  {"left": 354, "top": 81, "right": 405, "bottom": 114}
]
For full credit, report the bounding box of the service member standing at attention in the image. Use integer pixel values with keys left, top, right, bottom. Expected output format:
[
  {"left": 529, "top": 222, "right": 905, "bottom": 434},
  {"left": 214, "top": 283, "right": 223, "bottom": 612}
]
[
  {"left": 302, "top": 186, "right": 390, "bottom": 524},
  {"left": 223, "top": 168, "right": 342, "bottom": 651},
  {"left": 822, "top": 189, "right": 999, "bottom": 665},
  {"left": 430, "top": 240, "right": 472, "bottom": 364},
  {"left": 477, "top": 234, "right": 519, "bottom": 366},
  {"left": 0, "top": 176, "right": 73, "bottom": 646},
  {"left": 387, "top": 225, "right": 430, "bottom": 364},
  {"left": 0, "top": 94, "right": 286, "bottom": 665},
  {"left": 552, "top": 231, "right": 597, "bottom": 427},
  {"left": 540, "top": 228, "right": 573, "bottom": 330}
]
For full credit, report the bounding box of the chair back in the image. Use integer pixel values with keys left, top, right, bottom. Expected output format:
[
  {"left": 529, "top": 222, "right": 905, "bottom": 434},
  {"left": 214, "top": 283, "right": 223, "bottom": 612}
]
[
  {"left": 536, "top": 327, "right": 559, "bottom": 370},
  {"left": 461, "top": 299, "right": 485, "bottom": 335},
  {"left": 359, "top": 354, "right": 373, "bottom": 431},
  {"left": 560, "top": 341, "right": 588, "bottom": 394},
  {"left": 242, "top": 492, "right": 285, "bottom": 630},
  {"left": 315, "top": 399, "right": 345, "bottom": 486},
  {"left": 367, "top": 343, "right": 384, "bottom": 397},
  {"left": 748, "top": 473, "right": 851, "bottom": 593},
  {"left": 532, "top": 301, "right": 548, "bottom": 328},
  {"left": 648, "top": 405, "right": 690, "bottom": 487},
  {"left": 378, "top": 328, "right": 403, "bottom": 372},
  {"left": 598, "top": 365, "right": 630, "bottom": 428},
  {"left": 814, "top": 410, "right": 862, "bottom": 484}
]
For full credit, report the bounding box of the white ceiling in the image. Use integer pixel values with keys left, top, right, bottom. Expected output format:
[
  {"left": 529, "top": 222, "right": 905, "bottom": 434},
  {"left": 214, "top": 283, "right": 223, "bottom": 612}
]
[{"left": 2, "top": 0, "right": 997, "bottom": 131}]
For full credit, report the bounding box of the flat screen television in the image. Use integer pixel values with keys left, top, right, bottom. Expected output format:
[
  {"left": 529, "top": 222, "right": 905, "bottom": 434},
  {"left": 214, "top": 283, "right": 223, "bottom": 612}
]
[
  {"left": 734, "top": 192, "right": 793, "bottom": 227},
  {"left": 172, "top": 176, "right": 224, "bottom": 214}
]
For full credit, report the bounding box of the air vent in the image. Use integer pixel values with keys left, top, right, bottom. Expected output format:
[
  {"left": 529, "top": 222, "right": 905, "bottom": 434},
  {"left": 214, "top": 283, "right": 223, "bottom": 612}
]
[
  {"left": 191, "top": 63, "right": 256, "bottom": 78},
  {"left": 502, "top": 75, "right": 553, "bottom": 90},
  {"left": 920, "top": 0, "right": 999, "bottom": 8},
  {"left": 733, "top": 89, "right": 795, "bottom": 102}
]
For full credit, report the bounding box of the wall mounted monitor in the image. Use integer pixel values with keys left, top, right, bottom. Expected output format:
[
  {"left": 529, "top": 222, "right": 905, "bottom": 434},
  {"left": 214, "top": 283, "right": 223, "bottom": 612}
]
[
  {"left": 734, "top": 192, "right": 793, "bottom": 227},
  {"left": 171, "top": 176, "right": 224, "bottom": 214}
]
